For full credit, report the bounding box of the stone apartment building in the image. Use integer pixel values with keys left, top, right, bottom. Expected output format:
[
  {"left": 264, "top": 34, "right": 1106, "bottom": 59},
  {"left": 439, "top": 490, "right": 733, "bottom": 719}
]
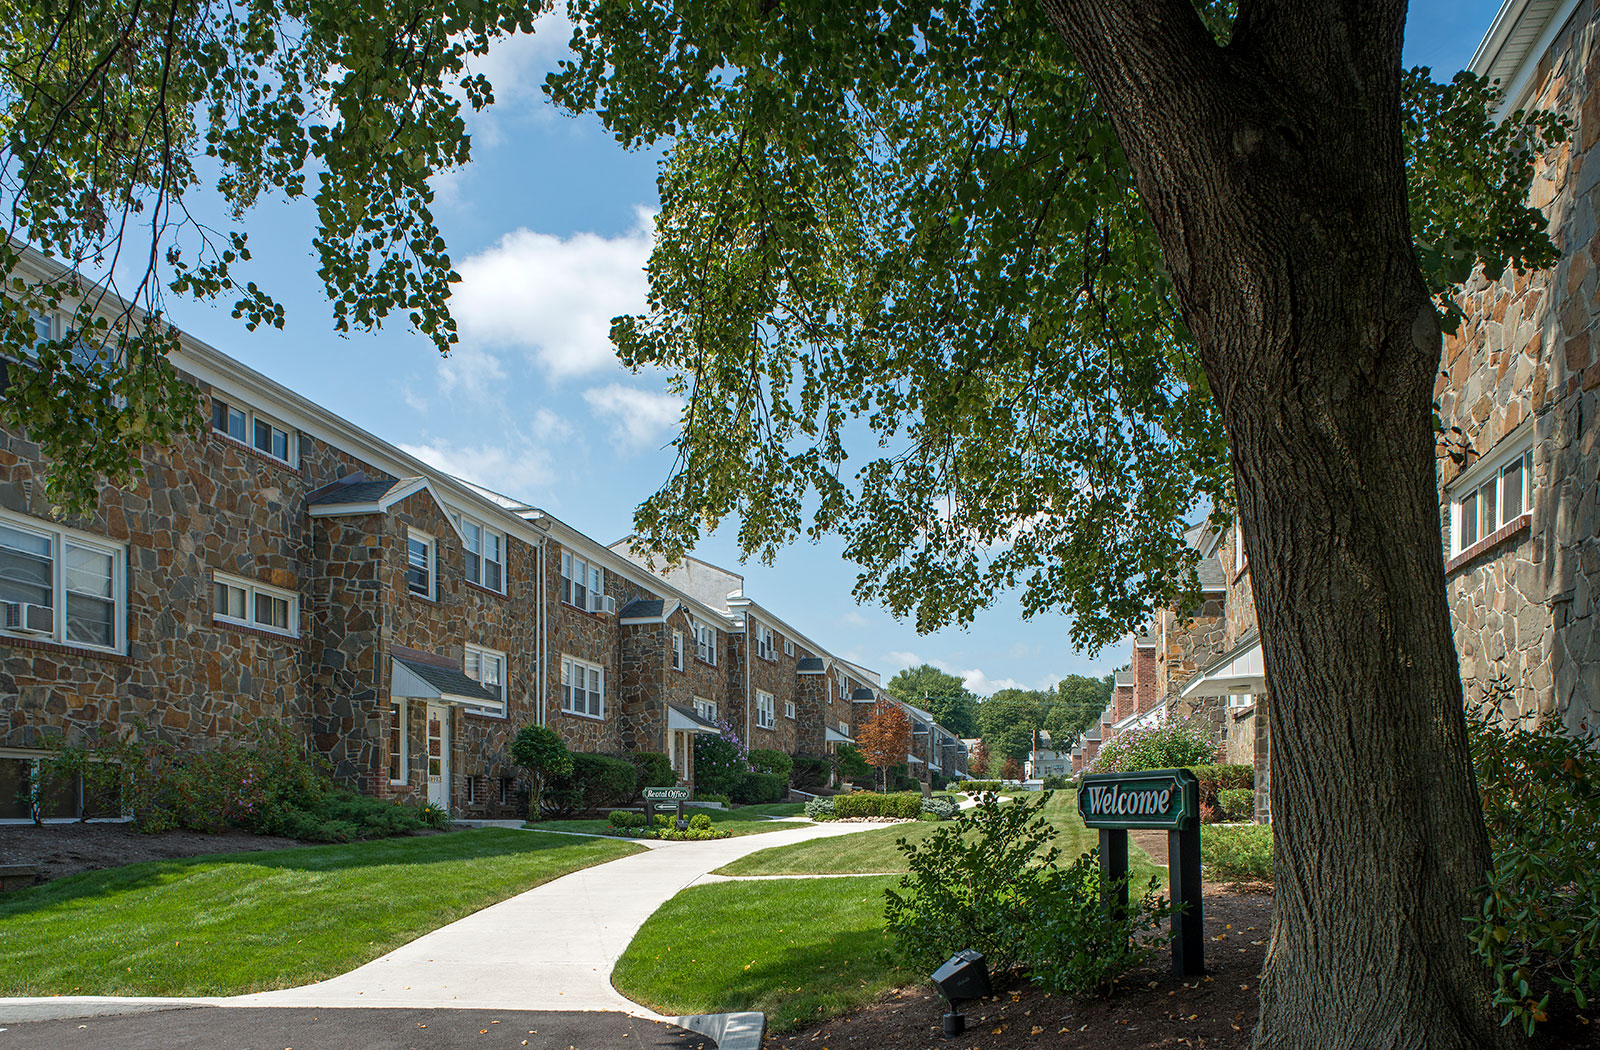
[{"left": 0, "top": 248, "right": 908, "bottom": 821}]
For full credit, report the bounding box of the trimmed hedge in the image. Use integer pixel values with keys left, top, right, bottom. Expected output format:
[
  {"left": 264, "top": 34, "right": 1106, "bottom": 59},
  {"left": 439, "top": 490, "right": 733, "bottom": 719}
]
[
  {"left": 1185, "top": 764, "right": 1253, "bottom": 815},
  {"left": 956, "top": 779, "right": 1002, "bottom": 793},
  {"left": 1201, "top": 824, "right": 1272, "bottom": 882},
  {"left": 1216, "top": 788, "right": 1255, "bottom": 822},
  {"left": 833, "top": 791, "right": 923, "bottom": 819},
  {"left": 732, "top": 770, "right": 787, "bottom": 805},
  {"left": 542, "top": 753, "right": 637, "bottom": 817}
]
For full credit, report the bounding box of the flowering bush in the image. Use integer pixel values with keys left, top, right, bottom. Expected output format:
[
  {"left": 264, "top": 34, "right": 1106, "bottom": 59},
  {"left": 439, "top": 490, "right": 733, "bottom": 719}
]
[
  {"left": 1089, "top": 714, "right": 1215, "bottom": 773},
  {"left": 693, "top": 721, "right": 754, "bottom": 797}
]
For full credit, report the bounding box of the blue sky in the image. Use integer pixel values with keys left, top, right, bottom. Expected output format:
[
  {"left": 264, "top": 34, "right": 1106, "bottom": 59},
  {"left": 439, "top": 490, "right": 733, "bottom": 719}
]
[{"left": 159, "top": 0, "right": 1506, "bottom": 696}]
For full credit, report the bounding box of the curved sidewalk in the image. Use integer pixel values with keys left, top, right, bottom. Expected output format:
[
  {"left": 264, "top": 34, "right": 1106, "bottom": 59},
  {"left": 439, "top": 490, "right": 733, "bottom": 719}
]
[{"left": 0, "top": 819, "right": 888, "bottom": 1023}]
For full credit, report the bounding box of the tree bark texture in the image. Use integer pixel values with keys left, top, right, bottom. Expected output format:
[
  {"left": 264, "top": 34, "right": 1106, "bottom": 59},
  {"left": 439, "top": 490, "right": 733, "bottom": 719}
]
[{"left": 1036, "top": 2, "right": 1511, "bottom": 1048}]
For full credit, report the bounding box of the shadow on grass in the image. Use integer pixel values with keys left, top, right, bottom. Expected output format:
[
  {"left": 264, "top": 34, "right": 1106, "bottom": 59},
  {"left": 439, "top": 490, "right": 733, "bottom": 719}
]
[{"left": 0, "top": 827, "right": 600, "bottom": 918}]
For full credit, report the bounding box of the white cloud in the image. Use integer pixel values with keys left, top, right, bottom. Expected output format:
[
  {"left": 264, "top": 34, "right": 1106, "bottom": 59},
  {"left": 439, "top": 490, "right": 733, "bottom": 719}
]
[
  {"left": 886, "top": 650, "right": 924, "bottom": 671},
  {"left": 451, "top": 209, "right": 655, "bottom": 378},
  {"left": 531, "top": 408, "right": 573, "bottom": 442},
  {"left": 433, "top": 342, "right": 509, "bottom": 403},
  {"left": 841, "top": 610, "right": 869, "bottom": 627},
  {"left": 583, "top": 383, "right": 682, "bottom": 449},
  {"left": 400, "top": 439, "right": 557, "bottom": 500},
  {"left": 957, "top": 668, "right": 1023, "bottom": 695}
]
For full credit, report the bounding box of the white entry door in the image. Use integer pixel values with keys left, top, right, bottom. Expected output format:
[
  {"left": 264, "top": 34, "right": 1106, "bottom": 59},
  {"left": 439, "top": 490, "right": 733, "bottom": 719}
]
[{"left": 426, "top": 703, "right": 450, "bottom": 810}]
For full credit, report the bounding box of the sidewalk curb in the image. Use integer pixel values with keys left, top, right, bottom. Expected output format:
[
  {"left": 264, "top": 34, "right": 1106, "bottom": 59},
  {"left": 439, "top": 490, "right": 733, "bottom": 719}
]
[{"left": 675, "top": 1011, "right": 765, "bottom": 1049}]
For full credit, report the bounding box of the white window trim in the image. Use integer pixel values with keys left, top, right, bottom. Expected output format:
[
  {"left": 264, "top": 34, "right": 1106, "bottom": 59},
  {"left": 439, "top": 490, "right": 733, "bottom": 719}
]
[
  {"left": 210, "top": 392, "right": 297, "bottom": 465},
  {"left": 695, "top": 621, "right": 717, "bottom": 666},
  {"left": 694, "top": 695, "right": 718, "bottom": 722},
  {"left": 464, "top": 643, "right": 508, "bottom": 718},
  {"left": 454, "top": 512, "right": 507, "bottom": 593},
  {"left": 407, "top": 528, "right": 436, "bottom": 600},
  {"left": 212, "top": 570, "right": 299, "bottom": 637},
  {"left": 756, "top": 690, "right": 776, "bottom": 729},
  {"left": 671, "top": 630, "right": 684, "bottom": 671},
  {"left": 0, "top": 508, "right": 126, "bottom": 654},
  {"left": 389, "top": 701, "right": 409, "bottom": 785},
  {"left": 785, "top": 699, "right": 796, "bottom": 720},
  {"left": 1448, "top": 422, "right": 1535, "bottom": 556},
  {"left": 560, "top": 654, "right": 606, "bottom": 720},
  {"left": 784, "top": 638, "right": 795, "bottom": 657},
  {"left": 560, "top": 550, "right": 606, "bottom": 612}
]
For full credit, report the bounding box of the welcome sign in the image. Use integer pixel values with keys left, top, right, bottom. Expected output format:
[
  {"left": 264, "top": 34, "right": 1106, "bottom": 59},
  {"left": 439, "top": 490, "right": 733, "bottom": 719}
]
[{"left": 1077, "top": 768, "right": 1198, "bottom": 831}]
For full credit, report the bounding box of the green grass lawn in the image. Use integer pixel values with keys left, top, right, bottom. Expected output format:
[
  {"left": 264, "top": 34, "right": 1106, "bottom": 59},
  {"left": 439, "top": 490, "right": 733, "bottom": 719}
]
[
  {"left": 612, "top": 875, "right": 907, "bottom": 1033},
  {"left": 0, "top": 828, "right": 641, "bottom": 997},
  {"left": 527, "top": 803, "right": 809, "bottom": 838},
  {"left": 716, "top": 791, "right": 1161, "bottom": 880}
]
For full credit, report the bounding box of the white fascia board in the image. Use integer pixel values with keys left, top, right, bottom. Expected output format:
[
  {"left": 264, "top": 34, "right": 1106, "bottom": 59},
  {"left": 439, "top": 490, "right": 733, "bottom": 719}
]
[
  {"left": 1446, "top": 416, "right": 1536, "bottom": 496},
  {"left": 835, "top": 657, "right": 882, "bottom": 687},
  {"left": 307, "top": 478, "right": 465, "bottom": 543},
  {"left": 725, "top": 596, "right": 834, "bottom": 664},
  {"left": 1473, "top": 0, "right": 1580, "bottom": 121}
]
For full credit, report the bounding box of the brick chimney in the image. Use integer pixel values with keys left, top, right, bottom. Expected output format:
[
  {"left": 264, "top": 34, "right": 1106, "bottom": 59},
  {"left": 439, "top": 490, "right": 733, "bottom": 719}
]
[{"left": 1134, "top": 637, "right": 1159, "bottom": 714}]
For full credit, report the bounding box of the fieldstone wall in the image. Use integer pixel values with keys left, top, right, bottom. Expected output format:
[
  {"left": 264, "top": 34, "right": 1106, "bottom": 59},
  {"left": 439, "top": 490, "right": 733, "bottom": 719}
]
[
  {"left": 795, "top": 673, "right": 829, "bottom": 755},
  {"left": 743, "top": 623, "right": 800, "bottom": 753},
  {"left": 1154, "top": 597, "right": 1226, "bottom": 704},
  {"left": 1441, "top": 2, "right": 1600, "bottom": 737}
]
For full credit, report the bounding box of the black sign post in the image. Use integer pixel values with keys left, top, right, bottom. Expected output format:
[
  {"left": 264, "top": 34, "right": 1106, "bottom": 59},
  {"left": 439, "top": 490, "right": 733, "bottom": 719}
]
[{"left": 1077, "top": 768, "right": 1204, "bottom": 976}]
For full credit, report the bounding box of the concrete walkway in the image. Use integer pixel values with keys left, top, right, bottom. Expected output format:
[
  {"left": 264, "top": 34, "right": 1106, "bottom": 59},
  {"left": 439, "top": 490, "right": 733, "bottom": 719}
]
[{"left": 0, "top": 819, "right": 887, "bottom": 1024}]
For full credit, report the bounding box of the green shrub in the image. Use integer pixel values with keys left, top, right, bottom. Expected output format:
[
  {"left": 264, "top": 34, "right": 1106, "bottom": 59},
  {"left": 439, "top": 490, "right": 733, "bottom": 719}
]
[
  {"left": 804, "top": 795, "right": 835, "bottom": 820},
  {"left": 1216, "top": 788, "right": 1255, "bottom": 822},
  {"left": 1468, "top": 704, "right": 1600, "bottom": 1036},
  {"left": 541, "top": 753, "right": 637, "bottom": 817},
  {"left": 791, "top": 755, "right": 831, "bottom": 791},
  {"left": 689, "top": 812, "right": 713, "bottom": 831},
  {"left": 694, "top": 792, "right": 730, "bottom": 806},
  {"left": 511, "top": 725, "right": 574, "bottom": 813},
  {"left": 1185, "top": 763, "right": 1253, "bottom": 816},
  {"left": 884, "top": 792, "right": 1061, "bottom": 972},
  {"left": 609, "top": 809, "right": 644, "bottom": 830},
  {"left": 1201, "top": 824, "right": 1273, "bottom": 882},
  {"left": 693, "top": 731, "right": 751, "bottom": 798},
  {"left": 833, "top": 791, "right": 923, "bottom": 820},
  {"left": 920, "top": 795, "right": 958, "bottom": 820},
  {"left": 955, "top": 779, "right": 1001, "bottom": 793},
  {"left": 1090, "top": 716, "right": 1215, "bottom": 773},
  {"left": 1020, "top": 851, "right": 1172, "bottom": 997},
  {"left": 732, "top": 771, "right": 788, "bottom": 805},
  {"left": 628, "top": 751, "right": 676, "bottom": 794},
  {"left": 1041, "top": 774, "right": 1070, "bottom": 791},
  {"left": 834, "top": 743, "right": 871, "bottom": 780},
  {"left": 749, "top": 748, "right": 794, "bottom": 780},
  {"left": 416, "top": 801, "right": 452, "bottom": 830}
]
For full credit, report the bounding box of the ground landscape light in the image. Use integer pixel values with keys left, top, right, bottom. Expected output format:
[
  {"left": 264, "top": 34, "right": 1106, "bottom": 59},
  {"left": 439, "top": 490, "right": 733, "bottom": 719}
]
[{"left": 930, "top": 948, "right": 992, "bottom": 1037}]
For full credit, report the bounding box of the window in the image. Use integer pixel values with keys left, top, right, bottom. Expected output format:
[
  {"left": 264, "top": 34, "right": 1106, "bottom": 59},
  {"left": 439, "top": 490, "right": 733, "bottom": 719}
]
[
  {"left": 210, "top": 395, "right": 294, "bottom": 464},
  {"left": 0, "top": 750, "right": 121, "bottom": 820},
  {"left": 836, "top": 671, "right": 847, "bottom": 701},
  {"left": 839, "top": 720, "right": 850, "bottom": 736},
  {"left": 456, "top": 514, "right": 505, "bottom": 592},
  {"left": 0, "top": 512, "right": 124, "bottom": 652},
  {"left": 784, "top": 638, "right": 794, "bottom": 657},
  {"left": 672, "top": 630, "right": 684, "bottom": 671},
  {"left": 213, "top": 571, "right": 298, "bottom": 636},
  {"left": 560, "top": 551, "right": 605, "bottom": 611},
  {"left": 756, "top": 691, "right": 775, "bottom": 729},
  {"left": 464, "top": 644, "right": 507, "bottom": 714},
  {"left": 389, "top": 702, "right": 408, "bottom": 784},
  {"left": 561, "top": 655, "right": 605, "bottom": 718},
  {"left": 407, "top": 529, "right": 434, "bottom": 599},
  {"left": 1452, "top": 441, "right": 1533, "bottom": 554},
  {"left": 694, "top": 696, "right": 718, "bottom": 722},
  {"left": 785, "top": 700, "right": 796, "bottom": 720},
  {"left": 499, "top": 777, "right": 514, "bottom": 805},
  {"left": 465, "top": 776, "right": 479, "bottom": 805},
  {"left": 16, "top": 310, "right": 103, "bottom": 371},
  {"left": 1233, "top": 519, "right": 1247, "bottom": 577},
  {"left": 694, "top": 620, "right": 717, "bottom": 665},
  {"left": 754, "top": 624, "right": 776, "bottom": 661}
]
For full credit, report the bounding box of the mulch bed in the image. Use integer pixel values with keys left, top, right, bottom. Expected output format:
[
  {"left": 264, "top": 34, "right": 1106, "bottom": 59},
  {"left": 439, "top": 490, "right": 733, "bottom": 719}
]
[
  {"left": 0, "top": 821, "right": 311, "bottom": 884},
  {"left": 765, "top": 884, "right": 1600, "bottom": 1050}
]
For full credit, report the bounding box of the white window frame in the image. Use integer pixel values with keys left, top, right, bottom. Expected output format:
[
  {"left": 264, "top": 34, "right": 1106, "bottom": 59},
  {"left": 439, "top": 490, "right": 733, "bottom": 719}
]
[
  {"left": 756, "top": 690, "right": 776, "bottom": 729},
  {"left": 560, "top": 654, "right": 606, "bottom": 720},
  {"left": 754, "top": 624, "right": 776, "bottom": 661},
  {"left": 694, "top": 696, "right": 718, "bottom": 722},
  {"left": 389, "top": 701, "right": 408, "bottom": 785},
  {"left": 1450, "top": 426, "right": 1534, "bottom": 556},
  {"left": 560, "top": 550, "right": 605, "bottom": 612},
  {"left": 1233, "top": 519, "right": 1247, "bottom": 577},
  {"left": 212, "top": 570, "right": 298, "bottom": 637},
  {"left": 0, "top": 509, "right": 126, "bottom": 654},
  {"left": 210, "top": 392, "right": 296, "bottom": 465},
  {"left": 15, "top": 309, "right": 108, "bottom": 372},
  {"left": 784, "top": 638, "right": 795, "bottom": 657},
  {"left": 464, "top": 643, "right": 508, "bottom": 717},
  {"left": 455, "top": 513, "right": 506, "bottom": 593},
  {"left": 785, "top": 699, "right": 796, "bottom": 720},
  {"left": 836, "top": 670, "right": 847, "bottom": 701},
  {"left": 406, "top": 528, "right": 435, "bottom": 600},
  {"left": 671, "top": 630, "right": 684, "bottom": 671},
  {"left": 694, "top": 620, "right": 717, "bottom": 666}
]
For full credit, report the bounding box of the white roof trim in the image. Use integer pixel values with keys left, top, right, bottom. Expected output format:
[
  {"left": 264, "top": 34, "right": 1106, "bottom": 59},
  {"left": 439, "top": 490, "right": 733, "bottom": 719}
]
[
  {"left": 668, "top": 707, "right": 722, "bottom": 734},
  {"left": 390, "top": 658, "right": 505, "bottom": 716},
  {"left": 308, "top": 478, "right": 467, "bottom": 542},
  {"left": 621, "top": 598, "right": 684, "bottom": 626},
  {"left": 1469, "top": 0, "right": 1580, "bottom": 121},
  {"left": 906, "top": 753, "right": 925, "bottom": 764},
  {"left": 825, "top": 726, "right": 853, "bottom": 744},
  {"left": 1179, "top": 636, "right": 1265, "bottom": 699},
  {"left": 1446, "top": 415, "right": 1535, "bottom": 496}
]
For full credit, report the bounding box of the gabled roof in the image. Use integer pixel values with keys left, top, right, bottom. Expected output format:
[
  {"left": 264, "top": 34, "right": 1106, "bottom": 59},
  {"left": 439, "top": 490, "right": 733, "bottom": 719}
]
[
  {"left": 390, "top": 654, "right": 501, "bottom": 713},
  {"left": 1196, "top": 556, "right": 1227, "bottom": 593},
  {"left": 668, "top": 702, "right": 722, "bottom": 733},
  {"left": 308, "top": 476, "right": 465, "bottom": 541},
  {"left": 1470, "top": 0, "right": 1575, "bottom": 118},
  {"left": 797, "top": 657, "right": 827, "bottom": 674},
  {"left": 620, "top": 597, "right": 683, "bottom": 624},
  {"left": 851, "top": 688, "right": 876, "bottom": 702}
]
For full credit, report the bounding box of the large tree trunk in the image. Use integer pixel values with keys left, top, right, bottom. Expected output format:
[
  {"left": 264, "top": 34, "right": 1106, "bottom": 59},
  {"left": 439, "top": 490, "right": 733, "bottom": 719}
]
[{"left": 1038, "top": 2, "right": 1511, "bottom": 1047}]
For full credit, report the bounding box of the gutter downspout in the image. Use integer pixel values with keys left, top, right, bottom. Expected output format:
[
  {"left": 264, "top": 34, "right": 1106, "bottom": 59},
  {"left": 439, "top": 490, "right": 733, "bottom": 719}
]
[
  {"left": 537, "top": 533, "right": 547, "bottom": 726},
  {"left": 744, "top": 618, "right": 752, "bottom": 746}
]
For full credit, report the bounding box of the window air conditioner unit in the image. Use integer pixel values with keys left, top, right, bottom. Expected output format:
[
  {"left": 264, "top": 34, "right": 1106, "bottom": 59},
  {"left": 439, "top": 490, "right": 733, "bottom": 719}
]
[
  {"left": 1, "top": 601, "right": 52, "bottom": 634},
  {"left": 592, "top": 594, "right": 618, "bottom": 615}
]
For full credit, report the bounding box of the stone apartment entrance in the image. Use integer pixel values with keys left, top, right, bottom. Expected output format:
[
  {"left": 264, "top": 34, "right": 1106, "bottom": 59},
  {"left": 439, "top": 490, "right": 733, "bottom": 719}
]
[{"left": 425, "top": 702, "right": 450, "bottom": 810}]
